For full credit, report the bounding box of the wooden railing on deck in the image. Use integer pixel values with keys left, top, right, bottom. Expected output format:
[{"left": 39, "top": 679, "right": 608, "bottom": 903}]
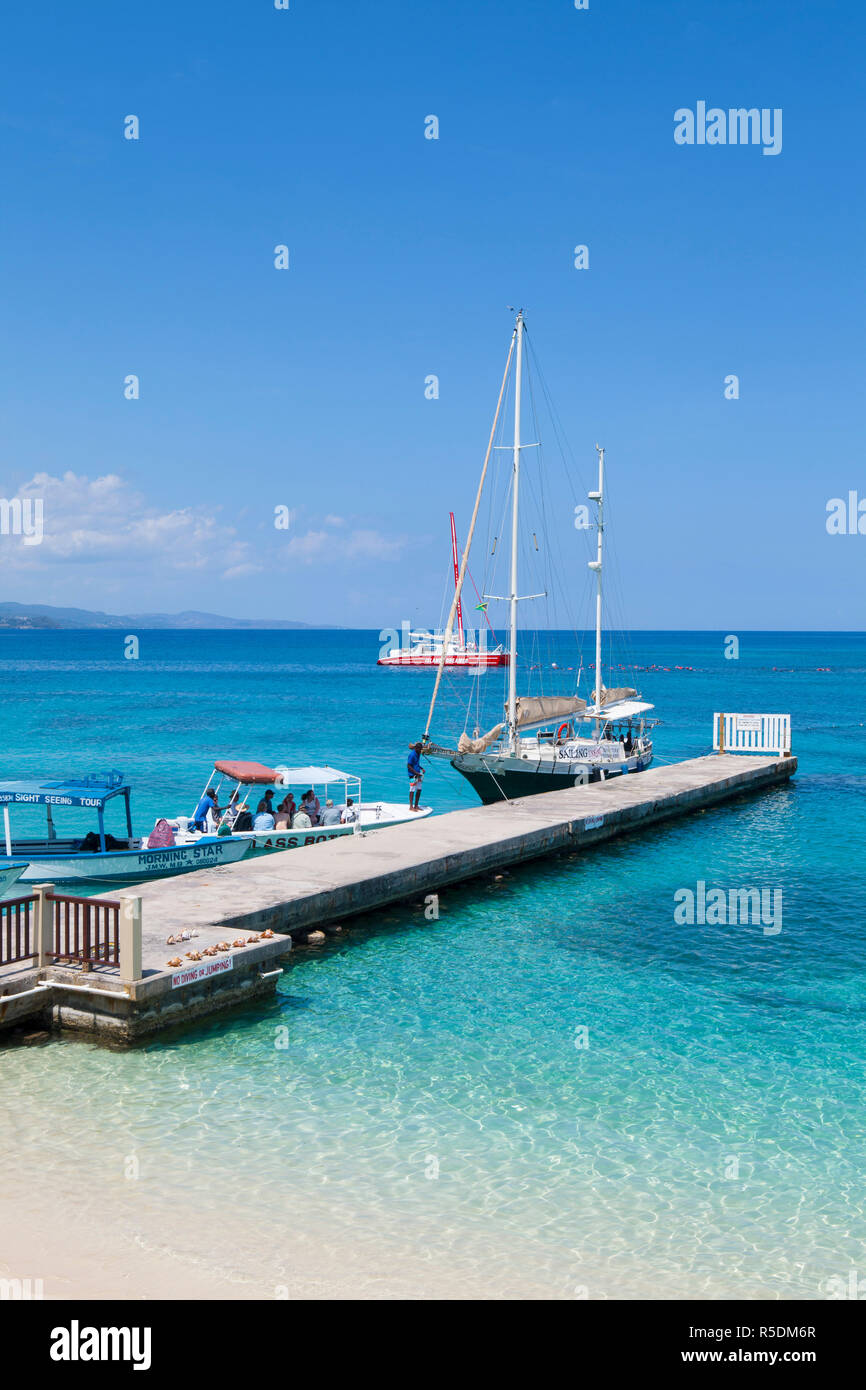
[
  {"left": 0, "top": 891, "right": 120, "bottom": 971},
  {"left": 0, "top": 894, "right": 37, "bottom": 966},
  {"left": 52, "top": 894, "right": 120, "bottom": 970}
]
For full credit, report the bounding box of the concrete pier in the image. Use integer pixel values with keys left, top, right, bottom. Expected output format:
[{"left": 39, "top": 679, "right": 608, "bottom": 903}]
[
  {"left": 0, "top": 864, "right": 293, "bottom": 1041},
  {"left": 0, "top": 752, "right": 796, "bottom": 1041},
  {"left": 135, "top": 752, "right": 796, "bottom": 937}
]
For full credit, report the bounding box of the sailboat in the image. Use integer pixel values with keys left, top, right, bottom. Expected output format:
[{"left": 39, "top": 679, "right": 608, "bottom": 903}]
[
  {"left": 377, "top": 513, "right": 508, "bottom": 667},
  {"left": 422, "top": 311, "right": 656, "bottom": 805}
]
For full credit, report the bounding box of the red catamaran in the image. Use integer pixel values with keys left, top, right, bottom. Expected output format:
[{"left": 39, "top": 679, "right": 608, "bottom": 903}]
[{"left": 377, "top": 513, "right": 509, "bottom": 668}]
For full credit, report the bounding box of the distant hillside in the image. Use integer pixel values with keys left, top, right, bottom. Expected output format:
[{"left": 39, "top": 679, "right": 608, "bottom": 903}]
[
  {"left": 0, "top": 612, "right": 59, "bottom": 629},
  {"left": 0, "top": 602, "right": 335, "bottom": 630}
]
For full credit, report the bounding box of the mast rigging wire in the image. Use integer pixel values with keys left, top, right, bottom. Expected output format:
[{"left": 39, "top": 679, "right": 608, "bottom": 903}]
[{"left": 423, "top": 325, "right": 516, "bottom": 740}]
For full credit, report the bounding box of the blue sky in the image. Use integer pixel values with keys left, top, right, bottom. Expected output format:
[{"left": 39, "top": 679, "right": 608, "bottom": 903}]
[{"left": 0, "top": 0, "right": 863, "bottom": 628}]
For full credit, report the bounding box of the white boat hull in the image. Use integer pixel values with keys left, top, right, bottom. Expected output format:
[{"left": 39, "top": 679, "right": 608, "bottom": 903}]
[
  {"left": 0, "top": 863, "right": 28, "bottom": 898},
  {"left": 379, "top": 651, "right": 508, "bottom": 668},
  {"left": 175, "top": 802, "right": 432, "bottom": 855}
]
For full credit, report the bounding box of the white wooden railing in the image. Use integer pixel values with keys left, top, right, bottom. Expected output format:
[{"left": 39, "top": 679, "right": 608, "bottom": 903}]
[{"left": 713, "top": 712, "right": 791, "bottom": 756}]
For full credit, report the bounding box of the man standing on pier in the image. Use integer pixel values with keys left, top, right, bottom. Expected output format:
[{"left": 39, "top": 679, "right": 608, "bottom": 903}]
[{"left": 407, "top": 742, "right": 424, "bottom": 811}]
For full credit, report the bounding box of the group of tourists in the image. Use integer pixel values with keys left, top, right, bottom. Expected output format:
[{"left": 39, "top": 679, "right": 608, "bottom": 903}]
[{"left": 191, "top": 785, "right": 359, "bottom": 836}]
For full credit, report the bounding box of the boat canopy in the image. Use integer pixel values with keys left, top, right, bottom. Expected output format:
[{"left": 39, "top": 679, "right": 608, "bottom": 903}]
[
  {"left": 586, "top": 699, "right": 655, "bottom": 720},
  {"left": 0, "top": 772, "right": 128, "bottom": 808},
  {"left": 276, "top": 766, "right": 357, "bottom": 785},
  {"left": 213, "top": 760, "right": 281, "bottom": 784}
]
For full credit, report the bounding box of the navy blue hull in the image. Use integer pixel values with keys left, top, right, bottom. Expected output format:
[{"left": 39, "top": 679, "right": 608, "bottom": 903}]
[{"left": 452, "top": 760, "right": 646, "bottom": 805}]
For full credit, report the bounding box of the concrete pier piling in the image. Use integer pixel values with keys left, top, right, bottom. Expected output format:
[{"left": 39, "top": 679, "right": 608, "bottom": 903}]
[{"left": 0, "top": 752, "right": 796, "bottom": 1041}]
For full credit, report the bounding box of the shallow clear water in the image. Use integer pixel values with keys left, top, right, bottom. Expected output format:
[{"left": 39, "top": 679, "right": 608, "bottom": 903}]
[{"left": 1, "top": 629, "right": 864, "bottom": 1298}]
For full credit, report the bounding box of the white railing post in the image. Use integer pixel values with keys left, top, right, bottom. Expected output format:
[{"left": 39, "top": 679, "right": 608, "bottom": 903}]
[
  {"left": 33, "top": 882, "right": 55, "bottom": 967},
  {"left": 713, "top": 714, "right": 791, "bottom": 756},
  {"left": 118, "top": 894, "right": 142, "bottom": 984}
]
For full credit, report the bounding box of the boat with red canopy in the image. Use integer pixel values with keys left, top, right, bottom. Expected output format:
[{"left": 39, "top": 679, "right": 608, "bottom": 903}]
[{"left": 166, "top": 758, "right": 431, "bottom": 854}]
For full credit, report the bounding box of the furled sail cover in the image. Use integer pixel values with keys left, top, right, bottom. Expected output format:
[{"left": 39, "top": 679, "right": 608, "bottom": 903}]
[
  {"left": 511, "top": 695, "right": 587, "bottom": 728},
  {"left": 458, "top": 723, "right": 504, "bottom": 754},
  {"left": 598, "top": 687, "right": 637, "bottom": 706}
]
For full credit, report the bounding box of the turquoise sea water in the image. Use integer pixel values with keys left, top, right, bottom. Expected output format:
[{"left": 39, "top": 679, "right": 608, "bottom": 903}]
[{"left": 1, "top": 629, "right": 865, "bottom": 1298}]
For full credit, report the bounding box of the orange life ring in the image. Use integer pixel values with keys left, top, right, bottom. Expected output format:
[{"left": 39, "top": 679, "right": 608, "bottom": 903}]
[{"left": 556, "top": 722, "right": 572, "bottom": 744}]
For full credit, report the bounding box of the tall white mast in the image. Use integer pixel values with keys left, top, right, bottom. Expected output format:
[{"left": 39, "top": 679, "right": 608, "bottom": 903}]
[
  {"left": 507, "top": 311, "right": 525, "bottom": 750},
  {"left": 449, "top": 511, "right": 464, "bottom": 646},
  {"left": 588, "top": 444, "right": 604, "bottom": 727},
  {"left": 423, "top": 326, "right": 516, "bottom": 742}
]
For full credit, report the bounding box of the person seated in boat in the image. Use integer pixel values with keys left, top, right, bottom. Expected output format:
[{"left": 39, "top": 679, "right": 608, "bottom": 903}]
[
  {"left": 320, "top": 799, "right": 343, "bottom": 827},
  {"left": 293, "top": 804, "right": 312, "bottom": 830},
  {"left": 192, "top": 786, "right": 218, "bottom": 832},
  {"left": 256, "top": 788, "right": 276, "bottom": 819},
  {"left": 341, "top": 798, "right": 359, "bottom": 824},
  {"left": 233, "top": 802, "right": 253, "bottom": 832},
  {"left": 300, "top": 789, "right": 321, "bottom": 825},
  {"left": 275, "top": 792, "right": 296, "bottom": 829},
  {"left": 222, "top": 790, "right": 242, "bottom": 826},
  {"left": 253, "top": 807, "right": 276, "bottom": 832},
  {"left": 79, "top": 829, "right": 130, "bottom": 852}
]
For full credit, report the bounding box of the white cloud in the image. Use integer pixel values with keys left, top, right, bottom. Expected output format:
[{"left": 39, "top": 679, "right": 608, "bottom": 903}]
[
  {"left": 282, "top": 529, "right": 331, "bottom": 562},
  {"left": 344, "top": 528, "right": 406, "bottom": 560},
  {"left": 222, "top": 562, "right": 263, "bottom": 580},
  {"left": 1, "top": 472, "right": 246, "bottom": 573},
  {"left": 279, "top": 525, "right": 406, "bottom": 566},
  {"left": 0, "top": 474, "right": 408, "bottom": 597}
]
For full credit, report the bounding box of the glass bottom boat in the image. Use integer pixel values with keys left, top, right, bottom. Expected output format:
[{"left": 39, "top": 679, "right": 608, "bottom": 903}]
[{"left": 168, "top": 760, "right": 432, "bottom": 854}]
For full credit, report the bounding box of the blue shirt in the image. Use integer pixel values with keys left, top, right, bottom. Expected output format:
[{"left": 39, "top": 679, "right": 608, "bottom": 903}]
[
  {"left": 193, "top": 794, "right": 215, "bottom": 827},
  {"left": 407, "top": 749, "right": 422, "bottom": 776}
]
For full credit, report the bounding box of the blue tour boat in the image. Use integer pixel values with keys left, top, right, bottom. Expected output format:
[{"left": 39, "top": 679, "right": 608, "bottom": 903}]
[
  {"left": 0, "top": 863, "right": 28, "bottom": 898},
  {"left": 0, "top": 771, "right": 251, "bottom": 884}
]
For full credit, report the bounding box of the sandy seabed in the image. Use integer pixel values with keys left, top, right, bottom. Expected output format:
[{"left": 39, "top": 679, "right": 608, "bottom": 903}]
[{"left": 0, "top": 1180, "right": 577, "bottom": 1301}]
